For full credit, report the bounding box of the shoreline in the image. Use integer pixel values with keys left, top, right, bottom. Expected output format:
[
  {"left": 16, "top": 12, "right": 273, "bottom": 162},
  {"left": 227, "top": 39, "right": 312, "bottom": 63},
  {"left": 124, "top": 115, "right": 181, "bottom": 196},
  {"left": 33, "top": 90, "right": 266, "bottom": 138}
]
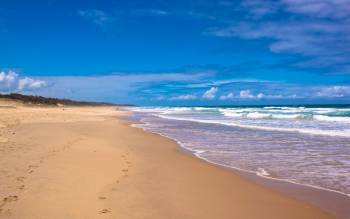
[
  {"left": 0, "top": 104, "right": 336, "bottom": 218},
  {"left": 129, "top": 115, "right": 350, "bottom": 219},
  {"left": 183, "top": 146, "right": 350, "bottom": 219}
]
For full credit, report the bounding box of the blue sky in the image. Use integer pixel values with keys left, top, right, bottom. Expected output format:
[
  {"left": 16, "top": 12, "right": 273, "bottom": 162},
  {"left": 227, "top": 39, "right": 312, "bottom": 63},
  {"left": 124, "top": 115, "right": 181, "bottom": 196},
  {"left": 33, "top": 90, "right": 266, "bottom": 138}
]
[{"left": 0, "top": 0, "right": 350, "bottom": 105}]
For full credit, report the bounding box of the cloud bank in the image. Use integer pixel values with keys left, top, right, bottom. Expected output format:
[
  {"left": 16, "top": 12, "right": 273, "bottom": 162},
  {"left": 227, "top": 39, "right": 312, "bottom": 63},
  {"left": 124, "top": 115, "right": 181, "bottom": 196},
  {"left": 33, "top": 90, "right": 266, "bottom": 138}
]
[
  {"left": 1, "top": 69, "right": 348, "bottom": 104},
  {"left": 0, "top": 71, "right": 47, "bottom": 93}
]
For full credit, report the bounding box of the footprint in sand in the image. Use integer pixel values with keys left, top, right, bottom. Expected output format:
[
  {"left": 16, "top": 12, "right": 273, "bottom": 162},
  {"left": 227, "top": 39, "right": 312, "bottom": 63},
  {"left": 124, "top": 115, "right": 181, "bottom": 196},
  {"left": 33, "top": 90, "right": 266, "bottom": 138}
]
[
  {"left": 1, "top": 195, "right": 18, "bottom": 209},
  {"left": 0, "top": 196, "right": 18, "bottom": 215},
  {"left": 16, "top": 176, "right": 25, "bottom": 182},
  {"left": 99, "top": 208, "right": 110, "bottom": 214},
  {"left": 3, "top": 196, "right": 18, "bottom": 203}
]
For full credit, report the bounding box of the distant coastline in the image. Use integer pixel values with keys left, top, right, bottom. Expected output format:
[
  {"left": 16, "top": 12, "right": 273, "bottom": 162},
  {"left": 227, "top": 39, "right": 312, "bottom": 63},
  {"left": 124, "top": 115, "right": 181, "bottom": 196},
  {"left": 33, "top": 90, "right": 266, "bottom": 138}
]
[{"left": 0, "top": 93, "right": 134, "bottom": 107}]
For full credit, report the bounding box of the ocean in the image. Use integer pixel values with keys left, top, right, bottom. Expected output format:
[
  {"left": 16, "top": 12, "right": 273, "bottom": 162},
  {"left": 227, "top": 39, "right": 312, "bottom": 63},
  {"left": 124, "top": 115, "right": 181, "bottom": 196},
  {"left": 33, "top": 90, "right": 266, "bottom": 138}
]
[{"left": 129, "top": 105, "right": 350, "bottom": 197}]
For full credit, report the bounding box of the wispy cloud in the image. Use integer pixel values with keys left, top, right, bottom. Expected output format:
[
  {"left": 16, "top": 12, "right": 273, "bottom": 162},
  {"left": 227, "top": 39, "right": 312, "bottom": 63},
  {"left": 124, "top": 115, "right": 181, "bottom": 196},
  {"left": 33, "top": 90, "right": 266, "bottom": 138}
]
[
  {"left": 202, "top": 87, "right": 218, "bottom": 99},
  {"left": 135, "top": 9, "right": 169, "bottom": 16},
  {"left": 281, "top": 0, "right": 350, "bottom": 18},
  {"left": 240, "top": 0, "right": 350, "bottom": 21},
  {"left": 208, "top": 0, "right": 350, "bottom": 74},
  {"left": 210, "top": 20, "right": 350, "bottom": 72},
  {"left": 185, "top": 78, "right": 273, "bottom": 88},
  {"left": 78, "top": 9, "right": 111, "bottom": 27},
  {"left": 169, "top": 94, "right": 197, "bottom": 101},
  {"left": 316, "top": 86, "right": 350, "bottom": 98},
  {"left": 241, "top": 0, "right": 281, "bottom": 17},
  {"left": 74, "top": 2, "right": 350, "bottom": 75}
]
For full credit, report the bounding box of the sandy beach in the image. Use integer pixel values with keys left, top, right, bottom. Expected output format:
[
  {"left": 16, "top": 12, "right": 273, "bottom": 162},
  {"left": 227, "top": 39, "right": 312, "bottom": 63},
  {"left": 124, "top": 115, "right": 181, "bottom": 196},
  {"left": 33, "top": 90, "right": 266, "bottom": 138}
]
[{"left": 0, "top": 100, "right": 333, "bottom": 219}]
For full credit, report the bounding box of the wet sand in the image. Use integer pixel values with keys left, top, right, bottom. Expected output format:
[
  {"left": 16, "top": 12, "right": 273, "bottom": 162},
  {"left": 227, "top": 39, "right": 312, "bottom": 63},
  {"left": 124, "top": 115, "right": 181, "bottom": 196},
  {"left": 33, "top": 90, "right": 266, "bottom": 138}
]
[{"left": 0, "top": 101, "right": 334, "bottom": 219}]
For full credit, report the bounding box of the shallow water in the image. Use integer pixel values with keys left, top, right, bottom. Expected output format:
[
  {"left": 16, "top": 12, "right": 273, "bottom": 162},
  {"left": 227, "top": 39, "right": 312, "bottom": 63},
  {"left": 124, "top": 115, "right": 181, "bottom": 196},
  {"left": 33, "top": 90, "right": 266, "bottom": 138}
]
[{"left": 130, "top": 106, "right": 350, "bottom": 196}]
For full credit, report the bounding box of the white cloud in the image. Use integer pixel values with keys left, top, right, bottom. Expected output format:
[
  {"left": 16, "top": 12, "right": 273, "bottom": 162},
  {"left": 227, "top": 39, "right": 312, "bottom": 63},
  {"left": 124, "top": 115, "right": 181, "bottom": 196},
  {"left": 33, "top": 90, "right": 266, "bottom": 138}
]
[
  {"left": 202, "top": 87, "right": 218, "bottom": 99},
  {"left": 0, "top": 71, "right": 18, "bottom": 90},
  {"left": 256, "top": 93, "right": 283, "bottom": 99},
  {"left": 215, "top": 90, "right": 284, "bottom": 100},
  {"left": 18, "top": 77, "right": 46, "bottom": 91},
  {"left": 219, "top": 92, "right": 234, "bottom": 100},
  {"left": 217, "top": 85, "right": 350, "bottom": 102},
  {"left": 0, "top": 70, "right": 47, "bottom": 92},
  {"left": 169, "top": 94, "right": 197, "bottom": 101},
  {"left": 256, "top": 93, "right": 264, "bottom": 99},
  {"left": 239, "top": 90, "right": 255, "bottom": 99},
  {"left": 316, "top": 86, "right": 350, "bottom": 98}
]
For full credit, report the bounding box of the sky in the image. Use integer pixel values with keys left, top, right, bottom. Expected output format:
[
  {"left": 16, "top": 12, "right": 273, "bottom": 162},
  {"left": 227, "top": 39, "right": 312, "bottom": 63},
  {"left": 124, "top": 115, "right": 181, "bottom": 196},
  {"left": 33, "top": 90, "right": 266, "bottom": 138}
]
[{"left": 0, "top": 0, "right": 350, "bottom": 105}]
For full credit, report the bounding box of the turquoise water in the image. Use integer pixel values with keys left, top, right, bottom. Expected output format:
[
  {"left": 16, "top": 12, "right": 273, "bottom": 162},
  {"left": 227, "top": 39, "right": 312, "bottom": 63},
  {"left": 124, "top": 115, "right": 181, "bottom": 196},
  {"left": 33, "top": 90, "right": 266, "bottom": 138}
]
[{"left": 130, "top": 105, "right": 350, "bottom": 196}]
